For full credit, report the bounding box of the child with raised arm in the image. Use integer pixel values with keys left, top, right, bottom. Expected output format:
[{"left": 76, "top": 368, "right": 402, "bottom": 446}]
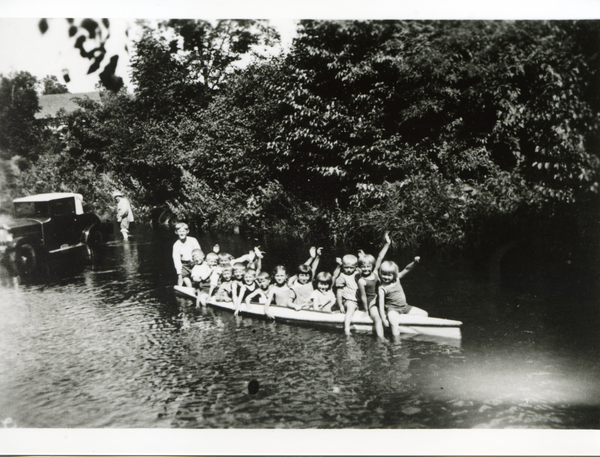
[
  {"left": 335, "top": 254, "right": 360, "bottom": 335},
  {"left": 172, "top": 222, "right": 203, "bottom": 286},
  {"left": 308, "top": 271, "right": 336, "bottom": 312},
  {"left": 357, "top": 232, "right": 391, "bottom": 338},
  {"left": 233, "top": 267, "right": 259, "bottom": 314},
  {"left": 378, "top": 258, "right": 428, "bottom": 339},
  {"left": 264, "top": 265, "right": 297, "bottom": 319},
  {"left": 230, "top": 247, "right": 262, "bottom": 308},
  {"left": 214, "top": 245, "right": 261, "bottom": 271},
  {"left": 288, "top": 247, "right": 322, "bottom": 308}
]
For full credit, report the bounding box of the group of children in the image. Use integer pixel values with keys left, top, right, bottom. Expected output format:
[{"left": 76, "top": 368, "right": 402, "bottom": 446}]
[{"left": 172, "top": 222, "right": 426, "bottom": 338}]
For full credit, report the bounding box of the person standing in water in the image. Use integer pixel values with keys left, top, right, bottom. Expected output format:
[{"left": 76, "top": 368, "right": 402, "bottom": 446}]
[{"left": 113, "top": 190, "right": 134, "bottom": 240}]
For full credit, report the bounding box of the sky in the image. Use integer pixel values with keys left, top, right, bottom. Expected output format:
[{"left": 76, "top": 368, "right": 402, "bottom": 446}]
[
  {"left": 1, "top": 0, "right": 599, "bottom": 94},
  {"left": 0, "top": 17, "right": 298, "bottom": 93}
]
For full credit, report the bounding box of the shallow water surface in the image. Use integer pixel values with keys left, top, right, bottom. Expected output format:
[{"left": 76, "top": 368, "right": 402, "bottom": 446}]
[{"left": 0, "top": 232, "right": 598, "bottom": 429}]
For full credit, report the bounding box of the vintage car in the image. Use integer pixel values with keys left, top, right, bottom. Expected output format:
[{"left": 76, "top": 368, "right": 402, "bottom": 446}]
[{"left": 0, "top": 192, "right": 103, "bottom": 276}]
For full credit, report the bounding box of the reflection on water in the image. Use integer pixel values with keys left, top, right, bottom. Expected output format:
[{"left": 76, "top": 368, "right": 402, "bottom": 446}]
[{"left": 0, "top": 231, "right": 598, "bottom": 429}]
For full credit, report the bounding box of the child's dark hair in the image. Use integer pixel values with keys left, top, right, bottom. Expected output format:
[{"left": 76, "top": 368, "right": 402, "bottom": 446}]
[
  {"left": 297, "top": 264, "right": 313, "bottom": 281},
  {"left": 315, "top": 271, "right": 332, "bottom": 287}
]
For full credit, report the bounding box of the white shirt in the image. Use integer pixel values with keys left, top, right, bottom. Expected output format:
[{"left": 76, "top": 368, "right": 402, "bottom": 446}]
[
  {"left": 172, "top": 237, "right": 202, "bottom": 275},
  {"left": 116, "top": 197, "right": 134, "bottom": 222}
]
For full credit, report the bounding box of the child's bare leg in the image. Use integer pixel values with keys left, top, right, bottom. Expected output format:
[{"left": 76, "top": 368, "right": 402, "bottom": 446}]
[
  {"left": 369, "top": 306, "right": 384, "bottom": 338},
  {"left": 387, "top": 310, "right": 402, "bottom": 338},
  {"left": 196, "top": 292, "right": 209, "bottom": 308},
  {"left": 200, "top": 293, "right": 208, "bottom": 307},
  {"left": 183, "top": 277, "right": 192, "bottom": 287},
  {"left": 321, "top": 303, "right": 334, "bottom": 313},
  {"left": 408, "top": 306, "right": 428, "bottom": 316},
  {"left": 344, "top": 300, "right": 358, "bottom": 335}
]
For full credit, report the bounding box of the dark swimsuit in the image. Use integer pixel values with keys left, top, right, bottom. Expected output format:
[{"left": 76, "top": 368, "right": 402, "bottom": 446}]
[{"left": 380, "top": 281, "right": 413, "bottom": 314}]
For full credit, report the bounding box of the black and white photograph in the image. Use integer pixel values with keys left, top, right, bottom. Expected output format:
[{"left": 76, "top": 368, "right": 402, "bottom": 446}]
[{"left": 0, "top": 1, "right": 599, "bottom": 455}]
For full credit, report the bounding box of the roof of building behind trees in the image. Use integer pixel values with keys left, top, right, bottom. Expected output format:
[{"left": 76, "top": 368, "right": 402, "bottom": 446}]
[{"left": 35, "top": 92, "right": 101, "bottom": 119}]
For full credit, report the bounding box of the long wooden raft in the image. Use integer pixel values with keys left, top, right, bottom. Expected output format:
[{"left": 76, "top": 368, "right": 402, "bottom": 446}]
[{"left": 174, "top": 285, "right": 462, "bottom": 339}]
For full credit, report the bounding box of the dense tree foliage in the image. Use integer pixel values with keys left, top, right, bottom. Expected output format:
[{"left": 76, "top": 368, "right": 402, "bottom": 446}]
[
  {"left": 11, "top": 20, "right": 600, "bottom": 267},
  {"left": 41, "top": 75, "right": 70, "bottom": 95},
  {"left": 124, "top": 21, "right": 282, "bottom": 207},
  {"left": 161, "top": 19, "right": 280, "bottom": 91},
  {"left": 0, "top": 72, "right": 40, "bottom": 162},
  {"left": 268, "top": 20, "right": 600, "bottom": 250}
]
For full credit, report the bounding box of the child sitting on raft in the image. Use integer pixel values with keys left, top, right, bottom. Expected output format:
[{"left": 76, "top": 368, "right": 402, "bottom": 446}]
[
  {"left": 233, "top": 267, "right": 259, "bottom": 314},
  {"left": 229, "top": 248, "right": 262, "bottom": 299},
  {"left": 334, "top": 253, "right": 361, "bottom": 335},
  {"left": 242, "top": 272, "right": 271, "bottom": 306},
  {"left": 378, "top": 258, "right": 428, "bottom": 338},
  {"left": 189, "top": 249, "right": 218, "bottom": 307},
  {"left": 264, "top": 265, "right": 298, "bottom": 319},
  {"left": 307, "top": 271, "right": 336, "bottom": 312},
  {"left": 236, "top": 272, "right": 272, "bottom": 316},
  {"left": 212, "top": 264, "right": 234, "bottom": 303},
  {"left": 357, "top": 232, "right": 391, "bottom": 338},
  {"left": 287, "top": 246, "right": 322, "bottom": 308}
]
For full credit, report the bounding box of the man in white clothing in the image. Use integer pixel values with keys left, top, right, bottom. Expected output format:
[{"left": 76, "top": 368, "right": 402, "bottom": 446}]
[{"left": 113, "top": 190, "right": 134, "bottom": 240}]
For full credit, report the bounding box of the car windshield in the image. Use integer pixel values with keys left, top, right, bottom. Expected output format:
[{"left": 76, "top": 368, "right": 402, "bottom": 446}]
[{"left": 14, "top": 201, "right": 50, "bottom": 218}]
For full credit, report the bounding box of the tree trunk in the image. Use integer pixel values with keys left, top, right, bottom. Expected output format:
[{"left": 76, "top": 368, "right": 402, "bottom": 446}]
[{"left": 489, "top": 240, "right": 516, "bottom": 289}]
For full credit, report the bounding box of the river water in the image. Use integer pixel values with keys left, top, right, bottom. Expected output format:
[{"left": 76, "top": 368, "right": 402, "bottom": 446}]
[{"left": 0, "top": 229, "right": 598, "bottom": 434}]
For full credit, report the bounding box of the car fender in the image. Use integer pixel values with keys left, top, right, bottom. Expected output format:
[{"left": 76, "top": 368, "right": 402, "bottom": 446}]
[
  {"left": 82, "top": 223, "right": 103, "bottom": 245},
  {"left": 10, "top": 236, "right": 42, "bottom": 252}
]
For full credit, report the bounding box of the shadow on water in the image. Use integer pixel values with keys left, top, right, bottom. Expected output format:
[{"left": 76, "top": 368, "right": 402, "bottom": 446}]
[{"left": 0, "top": 229, "right": 598, "bottom": 429}]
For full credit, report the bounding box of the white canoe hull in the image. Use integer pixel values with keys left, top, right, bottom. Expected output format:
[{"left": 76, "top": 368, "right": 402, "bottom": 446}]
[{"left": 174, "top": 285, "right": 462, "bottom": 339}]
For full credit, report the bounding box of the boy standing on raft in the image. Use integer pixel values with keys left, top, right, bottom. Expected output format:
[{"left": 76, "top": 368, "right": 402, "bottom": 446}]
[{"left": 172, "top": 222, "right": 203, "bottom": 286}]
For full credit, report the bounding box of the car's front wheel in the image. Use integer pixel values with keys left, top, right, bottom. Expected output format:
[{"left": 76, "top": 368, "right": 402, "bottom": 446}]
[{"left": 14, "top": 244, "right": 37, "bottom": 277}]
